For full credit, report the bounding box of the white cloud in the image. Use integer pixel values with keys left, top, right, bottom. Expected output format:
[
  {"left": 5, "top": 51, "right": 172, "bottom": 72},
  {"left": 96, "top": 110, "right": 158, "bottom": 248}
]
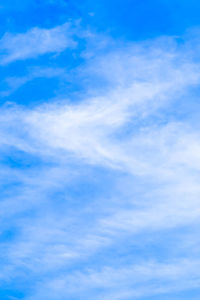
[
  {"left": 1, "top": 31, "right": 200, "bottom": 299},
  {"left": 4, "top": 36, "right": 198, "bottom": 173},
  {"left": 0, "top": 23, "right": 76, "bottom": 64},
  {"left": 26, "top": 259, "right": 200, "bottom": 300}
]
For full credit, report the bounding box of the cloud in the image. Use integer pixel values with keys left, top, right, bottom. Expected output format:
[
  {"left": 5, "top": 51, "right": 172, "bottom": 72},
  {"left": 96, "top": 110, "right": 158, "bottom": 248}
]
[
  {"left": 0, "top": 23, "right": 76, "bottom": 64},
  {"left": 1, "top": 31, "right": 200, "bottom": 299},
  {"left": 26, "top": 259, "right": 200, "bottom": 300},
  {"left": 2, "top": 35, "right": 199, "bottom": 172}
]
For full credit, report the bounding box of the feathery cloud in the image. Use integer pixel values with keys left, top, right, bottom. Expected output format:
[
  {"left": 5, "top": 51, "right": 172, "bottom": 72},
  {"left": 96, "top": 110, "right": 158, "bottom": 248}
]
[{"left": 0, "top": 23, "right": 76, "bottom": 64}]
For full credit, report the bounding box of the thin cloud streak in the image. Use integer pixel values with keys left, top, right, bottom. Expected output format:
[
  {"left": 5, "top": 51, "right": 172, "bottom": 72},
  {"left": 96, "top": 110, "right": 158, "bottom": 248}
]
[{"left": 0, "top": 23, "right": 76, "bottom": 64}]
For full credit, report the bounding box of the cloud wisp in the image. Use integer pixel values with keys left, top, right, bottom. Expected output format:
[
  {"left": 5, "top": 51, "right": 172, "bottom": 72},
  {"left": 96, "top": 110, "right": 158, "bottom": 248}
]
[
  {"left": 1, "top": 31, "right": 200, "bottom": 300},
  {"left": 0, "top": 22, "right": 76, "bottom": 64}
]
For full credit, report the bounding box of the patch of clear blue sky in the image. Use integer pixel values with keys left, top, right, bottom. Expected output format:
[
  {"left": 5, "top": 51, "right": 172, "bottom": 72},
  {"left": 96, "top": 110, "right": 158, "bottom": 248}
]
[{"left": 1, "top": 0, "right": 200, "bottom": 38}]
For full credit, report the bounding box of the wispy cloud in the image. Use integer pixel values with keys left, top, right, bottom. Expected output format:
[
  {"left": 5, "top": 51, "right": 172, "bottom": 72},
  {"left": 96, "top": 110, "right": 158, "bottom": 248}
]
[
  {"left": 26, "top": 259, "right": 200, "bottom": 300},
  {"left": 1, "top": 30, "right": 200, "bottom": 299},
  {"left": 2, "top": 35, "right": 199, "bottom": 170},
  {"left": 0, "top": 23, "right": 76, "bottom": 64}
]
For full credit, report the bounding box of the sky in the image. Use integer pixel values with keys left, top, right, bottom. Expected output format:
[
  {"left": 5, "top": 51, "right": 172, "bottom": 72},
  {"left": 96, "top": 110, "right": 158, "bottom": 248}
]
[{"left": 1, "top": 1, "right": 200, "bottom": 299}]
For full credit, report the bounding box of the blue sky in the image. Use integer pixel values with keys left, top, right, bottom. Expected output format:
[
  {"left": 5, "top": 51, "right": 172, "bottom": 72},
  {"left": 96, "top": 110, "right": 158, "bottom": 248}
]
[{"left": 1, "top": 1, "right": 200, "bottom": 299}]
